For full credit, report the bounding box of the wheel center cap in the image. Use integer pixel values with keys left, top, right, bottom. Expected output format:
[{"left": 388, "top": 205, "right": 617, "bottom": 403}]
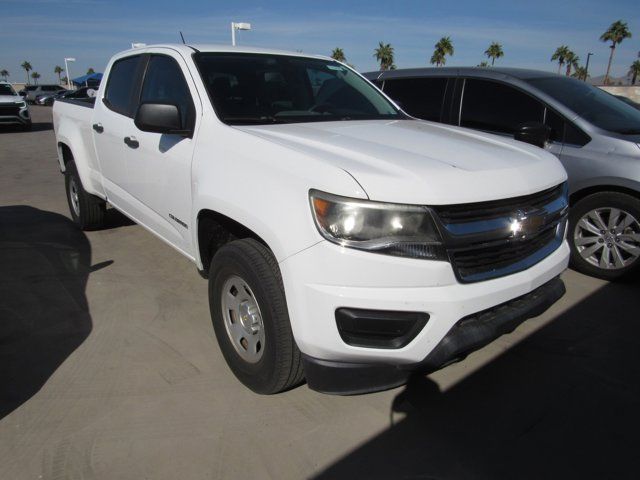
[{"left": 238, "top": 300, "right": 261, "bottom": 333}]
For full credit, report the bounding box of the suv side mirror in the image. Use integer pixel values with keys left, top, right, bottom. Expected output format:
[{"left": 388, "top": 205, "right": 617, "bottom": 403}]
[
  {"left": 514, "top": 121, "right": 551, "bottom": 149},
  {"left": 134, "top": 103, "right": 190, "bottom": 136}
]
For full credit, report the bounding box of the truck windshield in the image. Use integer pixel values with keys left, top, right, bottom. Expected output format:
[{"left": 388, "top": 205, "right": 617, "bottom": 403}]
[
  {"left": 528, "top": 76, "right": 640, "bottom": 135},
  {"left": 194, "top": 52, "right": 401, "bottom": 125},
  {"left": 0, "top": 84, "right": 16, "bottom": 95}
]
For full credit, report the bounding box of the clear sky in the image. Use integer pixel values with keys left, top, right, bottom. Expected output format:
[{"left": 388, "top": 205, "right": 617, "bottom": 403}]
[{"left": 2, "top": 0, "right": 639, "bottom": 84}]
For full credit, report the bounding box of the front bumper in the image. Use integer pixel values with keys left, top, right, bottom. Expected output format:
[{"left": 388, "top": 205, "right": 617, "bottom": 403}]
[
  {"left": 0, "top": 106, "right": 31, "bottom": 126},
  {"left": 302, "top": 276, "right": 565, "bottom": 394},
  {"left": 279, "top": 238, "right": 569, "bottom": 392}
]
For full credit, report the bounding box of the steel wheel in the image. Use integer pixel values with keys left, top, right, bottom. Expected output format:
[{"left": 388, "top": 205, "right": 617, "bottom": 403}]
[
  {"left": 573, "top": 207, "right": 640, "bottom": 270},
  {"left": 69, "top": 177, "right": 81, "bottom": 217},
  {"left": 220, "top": 275, "right": 265, "bottom": 363}
]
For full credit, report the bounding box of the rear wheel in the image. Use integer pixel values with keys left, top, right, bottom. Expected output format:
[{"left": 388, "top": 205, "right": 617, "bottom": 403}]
[
  {"left": 208, "top": 239, "right": 304, "bottom": 394},
  {"left": 64, "top": 161, "right": 106, "bottom": 230},
  {"left": 569, "top": 192, "right": 640, "bottom": 280}
]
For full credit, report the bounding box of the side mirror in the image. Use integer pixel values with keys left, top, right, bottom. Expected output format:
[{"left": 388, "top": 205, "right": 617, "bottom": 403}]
[
  {"left": 134, "top": 103, "right": 190, "bottom": 136},
  {"left": 514, "top": 121, "right": 551, "bottom": 149}
]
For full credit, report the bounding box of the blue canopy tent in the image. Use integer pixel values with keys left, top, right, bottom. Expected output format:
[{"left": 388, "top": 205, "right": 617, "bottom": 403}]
[{"left": 71, "top": 72, "right": 103, "bottom": 87}]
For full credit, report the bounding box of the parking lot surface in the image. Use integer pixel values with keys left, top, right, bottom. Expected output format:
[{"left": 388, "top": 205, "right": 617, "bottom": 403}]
[{"left": 1, "top": 107, "right": 638, "bottom": 480}]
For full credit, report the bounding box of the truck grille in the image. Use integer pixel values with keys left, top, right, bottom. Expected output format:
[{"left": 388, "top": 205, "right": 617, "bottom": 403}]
[
  {"left": 432, "top": 183, "right": 568, "bottom": 283},
  {"left": 0, "top": 104, "right": 20, "bottom": 116}
]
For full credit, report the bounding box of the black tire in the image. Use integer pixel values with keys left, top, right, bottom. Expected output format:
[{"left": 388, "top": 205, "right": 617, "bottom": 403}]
[
  {"left": 64, "top": 161, "right": 106, "bottom": 230},
  {"left": 569, "top": 191, "right": 640, "bottom": 280},
  {"left": 208, "top": 238, "right": 304, "bottom": 394}
]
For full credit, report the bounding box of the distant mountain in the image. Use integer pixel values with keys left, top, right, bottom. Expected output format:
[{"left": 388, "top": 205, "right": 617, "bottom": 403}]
[{"left": 588, "top": 74, "right": 632, "bottom": 86}]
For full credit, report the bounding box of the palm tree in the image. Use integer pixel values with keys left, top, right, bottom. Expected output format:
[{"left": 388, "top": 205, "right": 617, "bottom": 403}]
[
  {"left": 54, "top": 66, "right": 64, "bottom": 84},
  {"left": 331, "top": 48, "right": 346, "bottom": 63},
  {"left": 565, "top": 50, "right": 580, "bottom": 76},
  {"left": 551, "top": 46, "right": 570, "bottom": 75},
  {"left": 430, "top": 50, "right": 446, "bottom": 67},
  {"left": 31, "top": 72, "right": 40, "bottom": 85},
  {"left": 87, "top": 67, "right": 95, "bottom": 75},
  {"left": 484, "top": 42, "right": 504, "bottom": 66},
  {"left": 430, "top": 36, "right": 454, "bottom": 67},
  {"left": 374, "top": 42, "right": 395, "bottom": 71},
  {"left": 21, "top": 61, "right": 32, "bottom": 85},
  {"left": 629, "top": 60, "right": 640, "bottom": 85},
  {"left": 0, "top": 69, "right": 8, "bottom": 81},
  {"left": 572, "top": 66, "right": 589, "bottom": 81},
  {"left": 600, "top": 20, "right": 632, "bottom": 85}
]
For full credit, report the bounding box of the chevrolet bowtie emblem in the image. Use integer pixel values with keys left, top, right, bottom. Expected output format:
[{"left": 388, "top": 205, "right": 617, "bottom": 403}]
[{"left": 509, "top": 209, "right": 546, "bottom": 239}]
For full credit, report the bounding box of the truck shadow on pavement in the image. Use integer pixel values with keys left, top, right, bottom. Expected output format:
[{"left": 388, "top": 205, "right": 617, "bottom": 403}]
[
  {"left": 315, "top": 276, "right": 640, "bottom": 480},
  {"left": 0, "top": 206, "right": 94, "bottom": 419},
  {"left": 0, "top": 122, "right": 53, "bottom": 134}
]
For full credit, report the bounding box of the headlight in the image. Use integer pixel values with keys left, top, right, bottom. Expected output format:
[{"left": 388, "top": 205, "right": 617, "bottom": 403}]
[{"left": 309, "top": 189, "right": 446, "bottom": 260}]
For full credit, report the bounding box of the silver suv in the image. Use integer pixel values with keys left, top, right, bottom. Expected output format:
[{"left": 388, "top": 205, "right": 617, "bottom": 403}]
[
  {"left": 365, "top": 67, "right": 640, "bottom": 280},
  {"left": 24, "top": 84, "right": 66, "bottom": 104}
]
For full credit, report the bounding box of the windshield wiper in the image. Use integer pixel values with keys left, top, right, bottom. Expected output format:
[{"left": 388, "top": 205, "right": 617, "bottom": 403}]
[
  {"left": 225, "top": 115, "right": 287, "bottom": 125},
  {"left": 615, "top": 128, "right": 640, "bottom": 134}
]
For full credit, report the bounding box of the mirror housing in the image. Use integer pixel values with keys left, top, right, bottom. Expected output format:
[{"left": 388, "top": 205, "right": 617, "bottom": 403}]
[
  {"left": 514, "top": 121, "right": 551, "bottom": 149},
  {"left": 134, "top": 103, "right": 190, "bottom": 136}
]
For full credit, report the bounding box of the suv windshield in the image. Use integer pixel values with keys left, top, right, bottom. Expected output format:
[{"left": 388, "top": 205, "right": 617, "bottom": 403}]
[
  {"left": 528, "top": 76, "right": 640, "bottom": 134},
  {"left": 0, "top": 84, "right": 16, "bottom": 96},
  {"left": 194, "top": 53, "right": 401, "bottom": 124}
]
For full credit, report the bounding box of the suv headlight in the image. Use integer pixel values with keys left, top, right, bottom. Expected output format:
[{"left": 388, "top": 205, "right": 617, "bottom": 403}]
[{"left": 310, "top": 189, "right": 446, "bottom": 260}]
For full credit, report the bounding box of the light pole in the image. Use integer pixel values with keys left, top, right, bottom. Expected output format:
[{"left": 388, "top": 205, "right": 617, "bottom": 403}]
[
  {"left": 584, "top": 52, "right": 593, "bottom": 82},
  {"left": 64, "top": 57, "right": 75, "bottom": 90},
  {"left": 231, "top": 22, "right": 251, "bottom": 46}
]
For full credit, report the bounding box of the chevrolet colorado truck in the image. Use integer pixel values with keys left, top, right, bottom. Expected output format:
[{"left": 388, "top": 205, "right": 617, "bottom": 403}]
[{"left": 53, "top": 44, "right": 570, "bottom": 395}]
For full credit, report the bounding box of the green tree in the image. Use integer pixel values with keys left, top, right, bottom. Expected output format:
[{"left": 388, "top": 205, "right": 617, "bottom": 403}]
[
  {"left": 331, "top": 47, "right": 346, "bottom": 63},
  {"left": 564, "top": 50, "right": 580, "bottom": 76},
  {"left": 484, "top": 42, "right": 504, "bottom": 66},
  {"left": 430, "top": 36, "right": 454, "bottom": 67},
  {"left": 31, "top": 71, "right": 40, "bottom": 85},
  {"left": 374, "top": 42, "right": 395, "bottom": 71},
  {"left": 551, "top": 46, "right": 570, "bottom": 75},
  {"left": 87, "top": 67, "right": 95, "bottom": 75},
  {"left": 629, "top": 60, "right": 640, "bottom": 85},
  {"left": 477, "top": 61, "right": 489, "bottom": 67},
  {"left": 600, "top": 20, "right": 632, "bottom": 85},
  {"left": 572, "top": 66, "right": 589, "bottom": 81},
  {"left": 0, "top": 69, "right": 8, "bottom": 80},
  {"left": 21, "top": 61, "right": 32, "bottom": 85},
  {"left": 54, "top": 65, "right": 64, "bottom": 83}
]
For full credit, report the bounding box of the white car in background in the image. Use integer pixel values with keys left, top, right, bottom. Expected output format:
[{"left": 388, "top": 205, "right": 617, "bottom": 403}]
[{"left": 0, "top": 81, "right": 31, "bottom": 130}]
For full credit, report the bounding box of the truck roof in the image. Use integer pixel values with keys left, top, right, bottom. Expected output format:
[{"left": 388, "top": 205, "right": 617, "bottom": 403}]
[{"left": 119, "top": 43, "right": 332, "bottom": 61}]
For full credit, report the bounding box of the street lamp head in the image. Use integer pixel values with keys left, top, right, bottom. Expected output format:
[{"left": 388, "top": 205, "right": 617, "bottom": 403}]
[
  {"left": 65, "top": 57, "right": 76, "bottom": 62},
  {"left": 233, "top": 22, "right": 251, "bottom": 31}
]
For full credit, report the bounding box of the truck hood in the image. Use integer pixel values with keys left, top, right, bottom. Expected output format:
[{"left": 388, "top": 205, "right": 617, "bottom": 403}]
[
  {"left": 0, "top": 95, "right": 21, "bottom": 103},
  {"left": 237, "top": 119, "right": 567, "bottom": 205}
]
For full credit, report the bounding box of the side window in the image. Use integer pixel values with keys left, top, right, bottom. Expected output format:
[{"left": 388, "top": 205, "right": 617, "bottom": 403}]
[
  {"left": 544, "top": 108, "right": 591, "bottom": 146},
  {"left": 140, "top": 55, "right": 195, "bottom": 129},
  {"left": 461, "top": 79, "right": 544, "bottom": 134},
  {"left": 104, "top": 55, "right": 142, "bottom": 117},
  {"left": 383, "top": 77, "right": 447, "bottom": 121}
]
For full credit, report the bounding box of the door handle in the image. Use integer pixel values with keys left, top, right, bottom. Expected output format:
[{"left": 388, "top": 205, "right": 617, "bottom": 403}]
[
  {"left": 92, "top": 123, "right": 104, "bottom": 133},
  {"left": 124, "top": 136, "right": 139, "bottom": 149}
]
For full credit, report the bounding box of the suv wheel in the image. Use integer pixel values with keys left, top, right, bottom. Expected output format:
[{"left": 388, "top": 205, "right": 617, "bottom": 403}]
[
  {"left": 569, "top": 192, "right": 640, "bottom": 280},
  {"left": 208, "top": 239, "right": 304, "bottom": 394}
]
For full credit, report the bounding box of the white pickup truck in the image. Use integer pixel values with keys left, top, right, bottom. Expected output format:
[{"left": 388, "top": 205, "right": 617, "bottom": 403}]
[{"left": 53, "top": 44, "right": 570, "bottom": 395}]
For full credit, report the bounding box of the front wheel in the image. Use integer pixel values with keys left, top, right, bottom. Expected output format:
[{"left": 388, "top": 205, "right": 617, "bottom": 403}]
[
  {"left": 64, "top": 161, "right": 106, "bottom": 230},
  {"left": 208, "top": 239, "right": 304, "bottom": 394},
  {"left": 569, "top": 192, "right": 640, "bottom": 280}
]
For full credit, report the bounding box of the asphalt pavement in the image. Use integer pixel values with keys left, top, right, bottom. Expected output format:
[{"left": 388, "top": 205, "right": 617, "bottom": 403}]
[{"left": 1, "top": 107, "right": 638, "bottom": 480}]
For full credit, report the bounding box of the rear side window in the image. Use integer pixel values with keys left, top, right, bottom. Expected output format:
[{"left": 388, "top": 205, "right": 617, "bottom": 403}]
[
  {"left": 104, "top": 55, "right": 142, "bottom": 117},
  {"left": 383, "top": 77, "right": 447, "bottom": 121},
  {"left": 140, "top": 55, "right": 195, "bottom": 130},
  {"left": 461, "top": 79, "right": 544, "bottom": 134}
]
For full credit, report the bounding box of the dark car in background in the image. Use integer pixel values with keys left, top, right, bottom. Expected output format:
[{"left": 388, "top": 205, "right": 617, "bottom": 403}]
[
  {"left": 35, "top": 86, "right": 96, "bottom": 106},
  {"left": 364, "top": 67, "right": 640, "bottom": 280}
]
